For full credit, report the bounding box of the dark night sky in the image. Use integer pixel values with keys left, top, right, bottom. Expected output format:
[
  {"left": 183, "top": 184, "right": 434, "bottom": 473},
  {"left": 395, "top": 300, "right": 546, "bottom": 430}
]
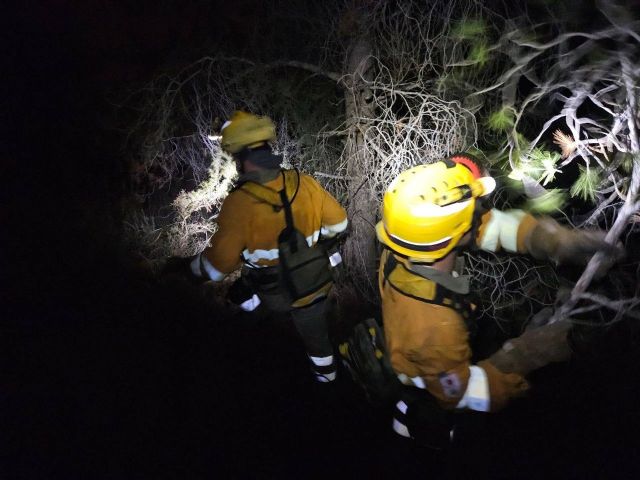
[
  {"left": 5, "top": 2, "right": 640, "bottom": 479},
  {"left": 5, "top": 1, "right": 230, "bottom": 305}
]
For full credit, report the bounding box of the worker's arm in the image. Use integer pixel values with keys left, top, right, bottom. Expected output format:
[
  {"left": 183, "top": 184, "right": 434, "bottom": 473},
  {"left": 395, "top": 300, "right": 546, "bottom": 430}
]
[
  {"left": 476, "top": 209, "right": 538, "bottom": 254},
  {"left": 397, "top": 305, "right": 529, "bottom": 414},
  {"left": 191, "top": 194, "right": 246, "bottom": 281},
  {"left": 313, "top": 178, "right": 347, "bottom": 239},
  {"left": 476, "top": 209, "right": 623, "bottom": 274},
  {"left": 315, "top": 179, "right": 348, "bottom": 266}
]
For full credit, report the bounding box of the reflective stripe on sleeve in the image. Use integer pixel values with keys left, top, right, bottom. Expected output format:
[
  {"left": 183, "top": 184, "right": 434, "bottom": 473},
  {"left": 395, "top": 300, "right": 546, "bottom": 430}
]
[
  {"left": 242, "top": 247, "right": 280, "bottom": 263},
  {"left": 456, "top": 365, "right": 490, "bottom": 412},
  {"left": 479, "top": 209, "right": 527, "bottom": 253},
  {"left": 194, "top": 254, "right": 226, "bottom": 281},
  {"left": 321, "top": 218, "right": 348, "bottom": 238},
  {"left": 329, "top": 251, "right": 342, "bottom": 267}
]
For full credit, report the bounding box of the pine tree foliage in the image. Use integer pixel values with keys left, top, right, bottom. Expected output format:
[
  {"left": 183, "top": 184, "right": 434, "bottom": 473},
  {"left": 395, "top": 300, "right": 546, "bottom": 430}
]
[
  {"left": 451, "top": 18, "right": 486, "bottom": 39},
  {"left": 524, "top": 189, "right": 566, "bottom": 214},
  {"left": 487, "top": 106, "right": 515, "bottom": 132},
  {"left": 570, "top": 165, "right": 601, "bottom": 203},
  {"left": 467, "top": 0, "right": 640, "bottom": 327}
]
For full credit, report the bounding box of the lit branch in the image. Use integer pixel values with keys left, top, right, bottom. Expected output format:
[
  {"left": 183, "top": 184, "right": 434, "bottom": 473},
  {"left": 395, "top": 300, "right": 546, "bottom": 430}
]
[{"left": 264, "top": 60, "right": 343, "bottom": 84}]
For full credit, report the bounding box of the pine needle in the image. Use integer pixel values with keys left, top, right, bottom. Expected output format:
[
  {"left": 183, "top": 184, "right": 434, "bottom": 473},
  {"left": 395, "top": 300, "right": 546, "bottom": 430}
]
[
  {"left": 528, "top": 148, "right": 561, "bottom": 185},
  {"left": 451, "top": 19, "right": 486, "bottom": 39},
  {"left": 525, "top": 189, "right": 567, "bottom": 213},
  {"left": 487, "top": 107, "right": 515, "bottom": 132},
  {"left": 468, "top": 41, "right": 489, "bottom": 68},
  {"left": 553, "top": 129, "right": 576, "bottom": 159},
  {"left": 570, "top": 165, "right": 600, "bottom": 202}
]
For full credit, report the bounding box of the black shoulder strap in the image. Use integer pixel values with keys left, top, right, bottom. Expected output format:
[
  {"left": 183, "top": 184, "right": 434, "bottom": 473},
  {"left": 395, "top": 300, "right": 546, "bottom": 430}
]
[
  {"left": 278, "top": 169, "right": 302, "bottom": 253},
  {"left": 279, "top": 169, "right": 301, "bottom": 225},
  {"left": 382, "top": 249, "right": 472, "bottom": 317},
  {"left": 236, "top": 169, "right": 301, "bottom": 213},
  {"left": 279, "top": 171, "right": 295, "bottom": 235},
  {"left": 382, "top": 249, "right": 398, "bottom": 285}
]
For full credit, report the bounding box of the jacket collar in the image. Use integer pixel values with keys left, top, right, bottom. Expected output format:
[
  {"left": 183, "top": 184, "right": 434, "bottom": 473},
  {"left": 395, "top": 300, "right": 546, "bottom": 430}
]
[
  {"left": 407, "top": 263, "right": 470, "bottom": 294},
  {"left": 238, "top": 168, "right": 281, "bottom": 185}
]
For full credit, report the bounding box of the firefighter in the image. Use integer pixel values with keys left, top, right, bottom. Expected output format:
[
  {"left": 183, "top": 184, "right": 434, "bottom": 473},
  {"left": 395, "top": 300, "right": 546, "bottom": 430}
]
[
  {"left": 191, "top": 111, "right": 348, "bottom": 382},
  {"left": 376, "top": 155, "right": 623, "bottom": 445}
]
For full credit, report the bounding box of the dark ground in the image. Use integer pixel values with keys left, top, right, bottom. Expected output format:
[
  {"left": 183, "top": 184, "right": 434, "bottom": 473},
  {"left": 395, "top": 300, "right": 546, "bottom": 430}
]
[{"left": 5, "top": 2, "right": 640, "bottom": 479}]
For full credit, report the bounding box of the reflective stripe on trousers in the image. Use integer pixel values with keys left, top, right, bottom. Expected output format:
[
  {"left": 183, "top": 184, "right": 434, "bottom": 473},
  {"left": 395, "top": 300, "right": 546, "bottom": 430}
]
[{"left": 309, "top": 354, "right": 337, "bottom": 382}]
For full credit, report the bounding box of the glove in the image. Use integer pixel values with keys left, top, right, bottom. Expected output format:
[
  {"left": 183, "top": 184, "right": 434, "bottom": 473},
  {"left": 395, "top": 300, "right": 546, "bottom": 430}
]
[
  {"left": 525, "top": 217, "right": 624, "bottom": 277},
  {"left": 485, "top": 320, "right": 572, "bottom": 377}
]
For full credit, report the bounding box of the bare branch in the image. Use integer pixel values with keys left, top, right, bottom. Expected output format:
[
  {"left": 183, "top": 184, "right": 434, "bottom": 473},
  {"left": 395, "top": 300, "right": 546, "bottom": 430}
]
[{"left": 265, "top": 60, "right": 343, "bottom": 84}]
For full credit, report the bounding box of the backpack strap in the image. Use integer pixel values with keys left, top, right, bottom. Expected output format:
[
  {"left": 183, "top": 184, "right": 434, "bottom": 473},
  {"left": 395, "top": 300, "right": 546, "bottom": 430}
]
[
  {"left": 280, "top": 169, "right": 302, "bottom": 254},
  {"left": 382, "top": 250, "right": 473, "bottom": 319},
  {"left": 236, "top": 168, "right": 300, "bottom": 212}
]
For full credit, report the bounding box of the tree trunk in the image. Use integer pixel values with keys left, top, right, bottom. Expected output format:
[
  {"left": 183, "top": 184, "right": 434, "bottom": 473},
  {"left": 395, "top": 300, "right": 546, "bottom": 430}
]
[{"left": 343, "top": 35, "right": 378, "bottom": 294}]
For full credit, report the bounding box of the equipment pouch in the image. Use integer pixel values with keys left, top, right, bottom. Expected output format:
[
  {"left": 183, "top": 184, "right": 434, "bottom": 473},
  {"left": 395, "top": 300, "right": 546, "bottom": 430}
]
[
  {"left": 277, "top": 227, "right": 333, "bottom": 303},
  {"left": 238, "top": 169, "right": 334, "bottom": 305}
]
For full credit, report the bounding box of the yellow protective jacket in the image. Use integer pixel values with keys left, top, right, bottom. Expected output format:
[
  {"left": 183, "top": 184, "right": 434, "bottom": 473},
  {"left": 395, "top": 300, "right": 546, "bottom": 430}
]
[
  {"left": 379, "top": 209, "right": 538, "bottom": 412},
  {"left": 201, "top": 168, "right": 348, "bottom": 291}
]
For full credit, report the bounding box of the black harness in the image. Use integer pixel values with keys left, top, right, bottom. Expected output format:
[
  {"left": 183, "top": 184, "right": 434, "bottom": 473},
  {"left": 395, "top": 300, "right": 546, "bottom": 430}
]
[{"left": 382, "top": 251, "right": 475, "bottom": 323}]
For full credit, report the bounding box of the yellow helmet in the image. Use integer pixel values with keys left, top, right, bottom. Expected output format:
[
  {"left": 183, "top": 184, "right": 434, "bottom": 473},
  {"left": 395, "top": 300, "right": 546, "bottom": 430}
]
[
  {"left": 376, "top": 158, "right": 496, "bottom": 261},
  {"left": 220, "top": 111, "right": 276, "bottom": 154}
]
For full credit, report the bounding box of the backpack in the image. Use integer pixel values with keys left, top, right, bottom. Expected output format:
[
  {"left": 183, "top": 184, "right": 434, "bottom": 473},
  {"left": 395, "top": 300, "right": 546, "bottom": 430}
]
[
  {"left": 239, "top": 169, "right": 333, "bottom": 304},
  {"left": 339, "top": 318, "right": 401, "bottom": 406}
]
